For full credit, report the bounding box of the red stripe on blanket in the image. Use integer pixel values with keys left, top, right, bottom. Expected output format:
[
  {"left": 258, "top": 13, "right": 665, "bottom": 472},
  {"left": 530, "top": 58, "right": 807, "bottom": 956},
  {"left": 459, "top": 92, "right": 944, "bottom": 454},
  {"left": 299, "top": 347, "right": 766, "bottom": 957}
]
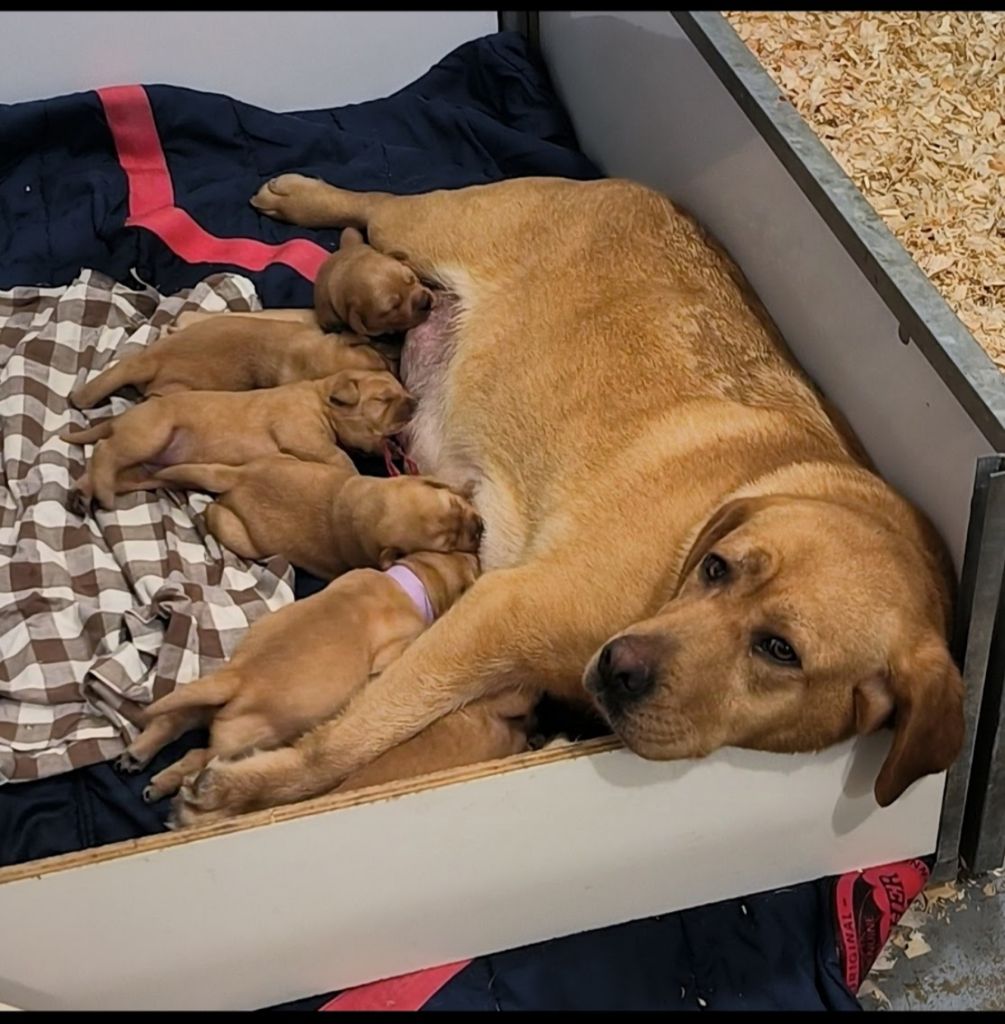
[
  {"left": 834, "top": 858, "right": 929, "bottom": 993},
  {"left": 98, "top": 84, "right": 175, "bottom": 216},
  {"left": 319, "top": 961, "right": 471, "bottom": 1012},
  {"left": 96, "top": 84, "right": 329, "bottom": 281}
]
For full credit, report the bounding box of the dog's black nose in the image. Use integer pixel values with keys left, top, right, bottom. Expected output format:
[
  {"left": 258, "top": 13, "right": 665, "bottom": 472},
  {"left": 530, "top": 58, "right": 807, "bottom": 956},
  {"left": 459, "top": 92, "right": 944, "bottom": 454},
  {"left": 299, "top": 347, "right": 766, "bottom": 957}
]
[
  {"left": 595, "top": 636, "right": 655, "bottom": 703},
  {"left": 415, "top": 290, "right": 432, "bottom": 312}
]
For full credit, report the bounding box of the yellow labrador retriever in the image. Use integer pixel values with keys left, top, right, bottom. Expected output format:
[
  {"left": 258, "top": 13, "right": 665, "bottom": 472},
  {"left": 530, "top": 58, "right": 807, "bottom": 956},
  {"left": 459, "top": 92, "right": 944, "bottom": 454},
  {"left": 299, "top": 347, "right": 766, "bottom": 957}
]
[{"left": 172, "top": 174, "right": 963, "bottom": 825}]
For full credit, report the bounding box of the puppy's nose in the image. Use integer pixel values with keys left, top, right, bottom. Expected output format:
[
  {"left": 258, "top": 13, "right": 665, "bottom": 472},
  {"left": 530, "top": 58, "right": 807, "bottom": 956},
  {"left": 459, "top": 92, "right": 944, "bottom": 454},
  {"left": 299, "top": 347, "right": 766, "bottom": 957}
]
[
  {"left": 414, "top": 289, "right": 433, "bottom": 313},
  {"left": 594, "top": 636, "right": 655, "bottom": 703},
  {"left": 401, "top": 395, "right": 418, "bottom": 419}
]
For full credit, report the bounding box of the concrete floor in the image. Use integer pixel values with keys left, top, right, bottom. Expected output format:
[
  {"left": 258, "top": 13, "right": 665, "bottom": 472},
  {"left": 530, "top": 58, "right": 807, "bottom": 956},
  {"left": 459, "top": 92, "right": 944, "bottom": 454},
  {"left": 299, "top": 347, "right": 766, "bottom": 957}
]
[{"left": 859, "top": 868, "right": 1005, "bottom": 1011}]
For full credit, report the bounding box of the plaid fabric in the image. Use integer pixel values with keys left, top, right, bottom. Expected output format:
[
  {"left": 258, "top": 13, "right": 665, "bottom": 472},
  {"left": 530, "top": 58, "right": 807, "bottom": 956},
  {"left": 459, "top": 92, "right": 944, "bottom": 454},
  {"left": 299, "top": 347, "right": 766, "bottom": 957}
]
[{"left": 0, "top": 270, "right": 295, "bottom": 782}]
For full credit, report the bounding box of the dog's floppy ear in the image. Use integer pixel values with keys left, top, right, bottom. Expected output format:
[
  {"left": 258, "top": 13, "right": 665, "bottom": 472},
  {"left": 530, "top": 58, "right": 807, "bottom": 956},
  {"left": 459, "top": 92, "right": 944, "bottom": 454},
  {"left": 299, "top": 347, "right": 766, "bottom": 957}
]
[
  {"left": 676, "top": 496, "right": 775, "bottom": 592},
  {"left": 339, "top": 226, "right": 364, "bottom": 250},
  {"left": 854, "top": 636, "right": 965, "bottom": 807},
  {"left": 328, "top": 376, "right": 360, "bottom": 407}
]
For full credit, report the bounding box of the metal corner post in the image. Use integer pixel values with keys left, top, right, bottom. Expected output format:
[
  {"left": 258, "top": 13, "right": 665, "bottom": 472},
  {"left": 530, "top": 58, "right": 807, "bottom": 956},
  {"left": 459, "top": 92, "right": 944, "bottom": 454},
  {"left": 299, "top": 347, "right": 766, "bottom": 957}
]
[{"left": 934, "top": 457, "right": 1005, "bottom": 878}]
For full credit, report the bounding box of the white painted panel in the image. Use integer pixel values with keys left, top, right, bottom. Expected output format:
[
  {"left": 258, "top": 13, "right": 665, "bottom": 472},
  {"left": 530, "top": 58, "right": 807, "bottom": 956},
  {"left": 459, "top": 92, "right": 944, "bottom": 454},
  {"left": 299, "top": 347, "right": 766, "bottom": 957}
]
[
  {"left": 0, "top": 736, "right": 940, "bottom": 1011},
  {"left": 0, "top": 13, "right": 967, "bottom": 1011},
  {"left": 540, "top": 10, "right": 994, "bottom": 571},
  {"left": 0, "top": 12, "right": 497, "bottom": 109}
]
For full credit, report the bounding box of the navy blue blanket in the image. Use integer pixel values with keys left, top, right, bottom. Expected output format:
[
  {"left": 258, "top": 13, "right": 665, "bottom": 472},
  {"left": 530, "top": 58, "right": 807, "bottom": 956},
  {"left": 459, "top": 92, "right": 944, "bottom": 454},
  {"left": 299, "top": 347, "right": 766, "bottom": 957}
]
[
  {"left": 0, "top": 30, "right": 860, "bottom": 1012},
  {"left": 0, "top": 32, "right": 598, "bottom": 306}
]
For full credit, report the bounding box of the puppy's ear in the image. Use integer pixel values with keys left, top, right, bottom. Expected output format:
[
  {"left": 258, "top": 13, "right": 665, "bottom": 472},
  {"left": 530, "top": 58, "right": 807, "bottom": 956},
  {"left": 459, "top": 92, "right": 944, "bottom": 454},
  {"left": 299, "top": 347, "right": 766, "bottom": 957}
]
[
  {"left": 855, "top": 636, "right": 965, "bottom": 807},
  {"left": 676, "top": 496, "right": 777, "bottom": 592},
  {"left": 339, "top": 227, "right": 365, "bottom": 249},
  {"left": 420, "top": 477, "right": 466, "bottom": 494},
  {"left": 328, "top": 377, "right": 360, "bottom": 407},
  {"left": 378, "top": 547, "right": 403, "bottom": 570},
  {"left": 347, "top": 307, "right": 370, "bottom": 337}
]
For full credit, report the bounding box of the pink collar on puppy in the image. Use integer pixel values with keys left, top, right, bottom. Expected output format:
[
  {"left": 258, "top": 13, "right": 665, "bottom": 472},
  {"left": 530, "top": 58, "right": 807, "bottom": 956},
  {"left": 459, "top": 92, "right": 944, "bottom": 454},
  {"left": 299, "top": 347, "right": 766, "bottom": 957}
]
[{"left": 384, "top": 564, "right": 435, "bottom": 625}]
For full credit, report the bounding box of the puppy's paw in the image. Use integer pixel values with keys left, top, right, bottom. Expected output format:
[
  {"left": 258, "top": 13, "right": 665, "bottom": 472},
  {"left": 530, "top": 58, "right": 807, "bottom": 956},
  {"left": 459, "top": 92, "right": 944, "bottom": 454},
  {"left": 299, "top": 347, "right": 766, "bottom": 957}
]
[
  {"left": 446, "top": 496, "right": 483, "bottom": 554},
  {"left": 69, "top": 481, "right": 94, "bottom": 518},
  {"left": 115, "top": 750, "right": 146, "bottom": 774}
]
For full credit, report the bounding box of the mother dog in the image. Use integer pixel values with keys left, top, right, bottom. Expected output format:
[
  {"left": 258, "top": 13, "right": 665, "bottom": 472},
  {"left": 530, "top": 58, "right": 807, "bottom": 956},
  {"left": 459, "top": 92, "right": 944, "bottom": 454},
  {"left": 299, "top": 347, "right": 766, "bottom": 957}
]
[{"left": 174, "top": 175, "right": 964, "bottom": 824}]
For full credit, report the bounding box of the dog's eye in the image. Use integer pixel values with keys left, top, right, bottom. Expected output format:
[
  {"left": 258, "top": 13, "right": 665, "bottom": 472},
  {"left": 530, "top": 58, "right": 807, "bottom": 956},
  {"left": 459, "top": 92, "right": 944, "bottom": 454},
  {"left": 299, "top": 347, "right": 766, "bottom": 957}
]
[
  {"left": 754, "top": 635, "right": 800, "bottom": 667},
  {"left": 702, "top": 553, "right": 729, "bottom": 583}
]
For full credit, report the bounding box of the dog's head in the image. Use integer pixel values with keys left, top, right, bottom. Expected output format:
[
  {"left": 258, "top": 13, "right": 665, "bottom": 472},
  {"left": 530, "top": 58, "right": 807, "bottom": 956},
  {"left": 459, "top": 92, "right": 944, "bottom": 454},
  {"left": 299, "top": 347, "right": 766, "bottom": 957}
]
[
  {"left": 314, "top": 227, "right": 433, "bottom": 337},
  {"left": 363, "top": 476, "right": 483, "bottom": 568},
  {"left": 323, "top": 369, "right": 416, "bottom": 453},
  {"left": 583, "top": 495, "right": 963, "bottom": 806}
]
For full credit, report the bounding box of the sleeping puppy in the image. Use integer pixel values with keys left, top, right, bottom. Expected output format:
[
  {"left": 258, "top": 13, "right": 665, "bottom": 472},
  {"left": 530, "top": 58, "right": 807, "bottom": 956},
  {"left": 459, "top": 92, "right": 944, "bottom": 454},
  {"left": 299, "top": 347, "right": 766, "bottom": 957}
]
[
  {"left": 70, "top": 317, "right": 387, "bottom": 408},
  {"left": 61, "top": 369, "right": 414, "bottom": 509},
  {"left": 154, "top": 452, "right": 483, "bottom": 578},
  {"left": 313, "top": 226, "right": 434, "bottom": 336},
  {"left": 116, "top": 550, "right": 530, "bottom": 812}
]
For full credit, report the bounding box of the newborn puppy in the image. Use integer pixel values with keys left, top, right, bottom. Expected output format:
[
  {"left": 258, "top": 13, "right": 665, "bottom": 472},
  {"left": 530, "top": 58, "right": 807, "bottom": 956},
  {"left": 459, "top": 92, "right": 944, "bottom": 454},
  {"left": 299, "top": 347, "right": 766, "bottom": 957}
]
[
  {"left": 119, "top": 551, "right": 481, "bottom": 805},
  {"left": 61, "top": 369, "right": 414, "bottom": 509},
  {"left": 314, "top": 226, "right": 434, "bottom": 336},
  {"left": 154, "top": 453, "right": 483, "bottom": 579},
  {"left": 71, "top": 317, "right": 387, "bottom": 408},
  {"left": 330, "top": 687, "right": 537, "bottom": 797}
]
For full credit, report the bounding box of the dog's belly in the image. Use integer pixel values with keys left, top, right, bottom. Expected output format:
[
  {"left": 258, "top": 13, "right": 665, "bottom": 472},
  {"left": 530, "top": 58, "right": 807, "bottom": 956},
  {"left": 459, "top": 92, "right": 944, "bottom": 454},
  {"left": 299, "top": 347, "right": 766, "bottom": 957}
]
[
  {"left": 399, "top": 295, "right": 526, "bottom": 570},
  {"left": 400, "top": 295, "right": 467, "bottom": 485}
]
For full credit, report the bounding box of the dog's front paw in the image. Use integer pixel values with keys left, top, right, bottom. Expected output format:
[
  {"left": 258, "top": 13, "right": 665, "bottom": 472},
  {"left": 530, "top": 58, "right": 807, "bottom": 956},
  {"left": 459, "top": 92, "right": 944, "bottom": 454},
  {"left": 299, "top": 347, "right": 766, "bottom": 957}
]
[
  {"left": 250, "top": 174, "right": 329, "bottom": 224},
  {"left": 167, "top": 750, "right": 293, "bottom": 828},
  {"left": 167, "top": 757, "right": 240, "bottom": 828}
]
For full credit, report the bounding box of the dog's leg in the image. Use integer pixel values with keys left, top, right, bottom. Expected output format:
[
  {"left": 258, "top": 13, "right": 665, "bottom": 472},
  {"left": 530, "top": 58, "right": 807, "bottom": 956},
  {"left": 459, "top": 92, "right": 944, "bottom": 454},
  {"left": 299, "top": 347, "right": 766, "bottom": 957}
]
[
  {"left": 87, "top": 440, "right": 126, "bottom": 510},
  {"left": 114, "top": 465, "right": 165, "bottom": 495},
  {"left": 117, "top": 707, "right": 207, "bottom": 773},
  {"left": 155, "top": 463, "right": 241, "bottom": 494},
  {"left": 336, "top": 693, "right": 535, "bottom": 794},
  {"left": 170, "top": 566, "right": 593, "bottom": 823},
  {"left": 143, "top": 748, "right": 212, "bottom": 803},
  {"left": 205, "top": 503, "right": 264, "bottom": 561},
  {"left": 70, "top": 356, "right": 155, "bottom": 409},
  {"left": 169, "top": 309, "right": 317, "bottom": 334},
  {"left": 271, "top": 424, "right": 341, "bottom": 465},
  {"left": 250, "top": 175, "right": 578, "bottom": 281},
  {"left": 84, "top": 420, "right": 175, "bottom": 510}
]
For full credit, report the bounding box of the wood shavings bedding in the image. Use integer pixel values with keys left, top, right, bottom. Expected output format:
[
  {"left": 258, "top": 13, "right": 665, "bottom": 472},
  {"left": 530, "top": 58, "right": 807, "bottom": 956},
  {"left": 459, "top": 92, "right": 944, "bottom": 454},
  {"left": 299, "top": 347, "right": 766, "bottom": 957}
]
[{"left": 725, "top": 11, "right": 1005, "bottom": 370}]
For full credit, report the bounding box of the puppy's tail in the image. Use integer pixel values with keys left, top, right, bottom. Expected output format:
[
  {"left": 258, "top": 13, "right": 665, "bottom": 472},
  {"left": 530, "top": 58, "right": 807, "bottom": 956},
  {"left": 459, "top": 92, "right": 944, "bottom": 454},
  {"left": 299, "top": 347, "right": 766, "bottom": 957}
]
[
  {"left": 60, "top": 419, "right": 114, "bottom": 445},
  {"left": 71, "top": 355, "right": 155, "bottom": 409},
  {"left": 142, "top": 671, "right": 242, "bottom": 721},
  {"left": 154, "top": 463, "right": 241, "bottom": 494}
]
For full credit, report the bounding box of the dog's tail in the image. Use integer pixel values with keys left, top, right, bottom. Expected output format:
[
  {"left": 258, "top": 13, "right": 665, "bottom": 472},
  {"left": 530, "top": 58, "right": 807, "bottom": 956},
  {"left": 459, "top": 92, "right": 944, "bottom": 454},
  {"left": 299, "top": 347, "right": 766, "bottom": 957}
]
[
  {"left": 60, "top": 419, "right": 114, "bottom": 445},
  {"left": 154, "top": 463, "right": 241, "bottom": 494},
  {"left": 71, "top": 356, "right": 155, "bottom": 409},
  {"left": 142, "top": 671, "right": 242, "bottom": 721}
]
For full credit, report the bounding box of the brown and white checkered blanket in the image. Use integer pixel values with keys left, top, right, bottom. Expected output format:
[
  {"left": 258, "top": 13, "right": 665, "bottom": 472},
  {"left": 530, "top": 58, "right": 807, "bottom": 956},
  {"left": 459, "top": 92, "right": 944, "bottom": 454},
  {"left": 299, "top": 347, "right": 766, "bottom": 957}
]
[{"left": 0, "top": 270, "right": 295, "bottom": 782}]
